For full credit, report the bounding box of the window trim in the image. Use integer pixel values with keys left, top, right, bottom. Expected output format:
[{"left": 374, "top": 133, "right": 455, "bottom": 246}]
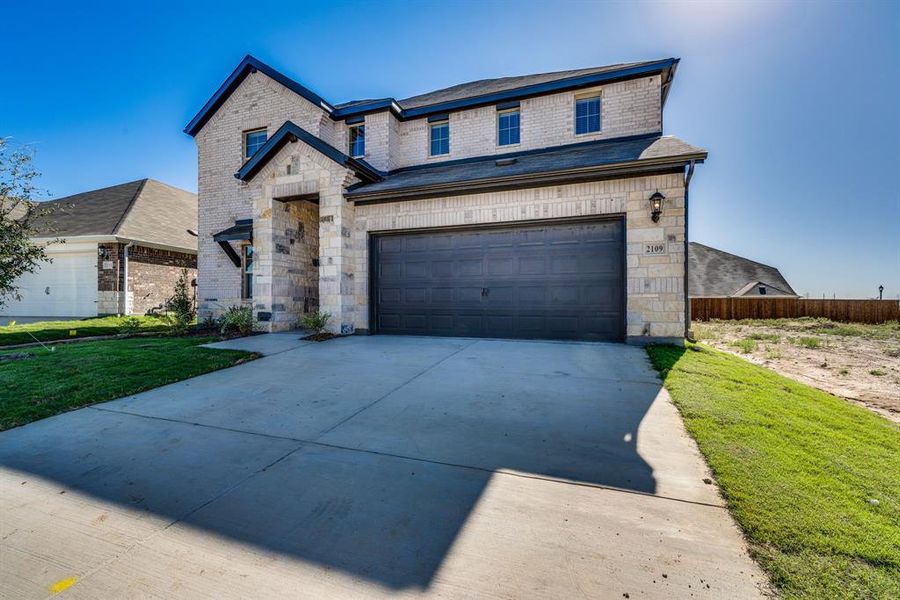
[
  {"left": 429, "top": 120, "right": 450, "bottom": 157},
  {"left": 243, "top": 128, "right": 268, "bottom": 161},
  {"left": 348, "top": 123, "right": 366, "bottom": 158},
  {"left": 574, "top": 93, "right": 602, "bottom": 136},
  {"left": 496, "top": 107, "right": 521, "bottom": 147},
  {"left": 241, "top": 243, "right": 254, "bottom": 300}
]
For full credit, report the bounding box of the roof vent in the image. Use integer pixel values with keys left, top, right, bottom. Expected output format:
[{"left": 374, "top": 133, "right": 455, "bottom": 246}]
[{"left": 495, "top": 157, "right": 517, "bottom": 167}]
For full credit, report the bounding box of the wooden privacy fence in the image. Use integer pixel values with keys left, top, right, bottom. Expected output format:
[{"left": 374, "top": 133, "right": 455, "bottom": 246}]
[{"left": 691, "top": 298, "right": 900, "bottom": 324}]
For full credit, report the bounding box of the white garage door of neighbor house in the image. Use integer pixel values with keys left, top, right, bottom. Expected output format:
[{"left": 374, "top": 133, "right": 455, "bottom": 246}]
[{"left": 1, "top": 251, "right": 98, "bottom": 318}]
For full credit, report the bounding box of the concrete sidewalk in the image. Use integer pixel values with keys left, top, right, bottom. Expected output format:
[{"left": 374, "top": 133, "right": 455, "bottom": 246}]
[{"left": 0, "top": 336, "right": 768, "bottom": 598}]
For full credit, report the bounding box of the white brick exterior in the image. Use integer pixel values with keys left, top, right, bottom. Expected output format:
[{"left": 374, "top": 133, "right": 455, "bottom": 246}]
[{"left": 193, "top": 64, "right": 691, "bottom": 343}]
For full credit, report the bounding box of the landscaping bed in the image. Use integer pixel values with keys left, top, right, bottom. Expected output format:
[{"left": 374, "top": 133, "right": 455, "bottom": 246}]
[
  {"left": 647, "top": 343, "right": 900, "bottom": 599},
  {"left": 0, "top": 337, "right": 256, "bottom": 431},
  {"left": 693, "top": 318, "right": 900, "bottom": 422}
]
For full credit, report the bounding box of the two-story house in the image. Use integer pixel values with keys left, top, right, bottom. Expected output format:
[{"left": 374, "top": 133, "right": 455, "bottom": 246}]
[{"left": 185, "top": 55, "right": 706, "bottom": 343}]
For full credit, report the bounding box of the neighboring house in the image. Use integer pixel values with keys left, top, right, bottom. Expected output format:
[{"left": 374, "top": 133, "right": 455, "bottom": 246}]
[
  {"left": 1, "top": 179, "right": 198, "bottom": 320},
  {"left": 688, "top": 242, "right": 798, "bottom": 298},
  {"left": 185, "top": 55, "right": 707, "bottom": 343}
]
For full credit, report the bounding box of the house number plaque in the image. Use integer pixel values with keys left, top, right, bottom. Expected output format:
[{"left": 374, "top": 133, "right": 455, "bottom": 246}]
[{"left": 643, "top": 243, "right": 666, "bottom": 255}]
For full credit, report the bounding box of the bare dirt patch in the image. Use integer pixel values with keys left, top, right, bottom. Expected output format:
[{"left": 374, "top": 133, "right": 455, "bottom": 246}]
[{"left": 693, "top": 318, "right": 900, "bottom": 422}]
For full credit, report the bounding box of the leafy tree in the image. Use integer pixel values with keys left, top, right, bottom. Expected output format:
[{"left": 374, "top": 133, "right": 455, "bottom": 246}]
[{"left": 0, "top": 139, "right": 56, "bottom": 309}]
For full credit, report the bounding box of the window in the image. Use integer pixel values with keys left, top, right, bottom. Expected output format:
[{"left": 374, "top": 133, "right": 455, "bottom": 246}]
[
  {"left": 497, "top": 108, "right": 520, "bottom": 146},
  {"left": 758, "top": 285, "right": 767, "bottom": 295},
  {"left": 430, "top": 121, "right": 449, "bottom": 156},
  {"left": 348, "top": 124, "right": 365, "bottom": 157},
  {"left": 244, "top": 129, "right": 267, "bottom": 159},
  {"left": 241, "top": 244, "right": 254, "bottom": 299},
  {"left": 575, "top": 95, "right": 601, "bottom": 134}
]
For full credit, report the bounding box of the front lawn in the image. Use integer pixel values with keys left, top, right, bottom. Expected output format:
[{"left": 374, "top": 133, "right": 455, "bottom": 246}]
[
  {"left": 0, "top": 337, "right": 256, "bottom": 431},
  {"left": 0, "top": 315, "right": 171, "bottom": 346},
  {"left": 647, "top": 344, "right": 900, "bottom": 599}
]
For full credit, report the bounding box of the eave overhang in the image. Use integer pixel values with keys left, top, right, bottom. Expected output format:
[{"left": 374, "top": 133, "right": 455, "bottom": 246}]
[
  {"left": 334, "top": 58, "right": 679, "bottom": 122},
  {"left": 184, "top": 56, "right": 680, "bottom": 135},
  {"left": 234, "top": 121, "right": 384, "bottom": 183},
  {"left": 345, "top": 153, "right": 706, "bottom": 205},
  {"left": 184, "top": 55, "right": 334, "bottom": 137}
]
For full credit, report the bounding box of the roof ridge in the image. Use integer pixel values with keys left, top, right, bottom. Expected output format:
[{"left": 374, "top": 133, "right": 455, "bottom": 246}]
[
  {"left": 397, "top": 60, "right": 651, "bottom": 103},
  {"left": 111, "top": 178, "right": 149, "bottom": 235}
]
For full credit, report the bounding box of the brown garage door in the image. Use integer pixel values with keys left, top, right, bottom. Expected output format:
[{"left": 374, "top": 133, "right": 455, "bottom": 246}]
[{"left": 371, "top": 219, "right": 625, "bottom": 341}]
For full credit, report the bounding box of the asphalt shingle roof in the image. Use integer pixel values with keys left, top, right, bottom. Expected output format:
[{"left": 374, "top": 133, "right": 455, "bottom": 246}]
[
  {"left": 689, "top": 242, "right": 797, "bottom": 297},
  {"left": 347, "top": 134, "right": 706, "bottom": 197},
  {"left": 393, "top": 61, "right": 661, "bottom": 110},
  {"left": 32, "top": 179, "right": 198, "bottom": 251}
]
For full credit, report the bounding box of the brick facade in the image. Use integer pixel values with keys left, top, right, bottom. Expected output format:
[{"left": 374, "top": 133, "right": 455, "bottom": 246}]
[
  {"left": 97, "top": 242, "right": 197, "bottom": 316},
  {"left": 193, "top": 64, "right": 693, "bottom": 343}
]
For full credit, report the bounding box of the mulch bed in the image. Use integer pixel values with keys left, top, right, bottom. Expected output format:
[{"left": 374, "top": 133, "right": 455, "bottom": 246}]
[{"left": 302, "top": 332, "right": 341, "bottom": 342}]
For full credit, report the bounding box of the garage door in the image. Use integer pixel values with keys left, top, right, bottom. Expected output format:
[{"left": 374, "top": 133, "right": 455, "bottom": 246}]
[
  {"left": 372, "top": 219, "right": 624, "bottom": 341},
  {"left": 0, "top": 251, "right": 98, "bottom": 318}
]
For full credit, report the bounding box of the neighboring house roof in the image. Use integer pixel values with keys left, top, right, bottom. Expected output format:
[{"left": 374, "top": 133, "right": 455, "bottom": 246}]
[
  {"left": 689, "top": 242, "right": 797, "bottom": 298},
  {"left": 345, "top": 134, "right": 706, "bottom": 202},
  {"left": 185, "top": 55, "right": 679, "bottom": 135},
  {"left": 234, "top": 121, "right": 383, "bottom": 183},
  {"left": 32, "top": 179, "right": 198, "bottom": 252}
]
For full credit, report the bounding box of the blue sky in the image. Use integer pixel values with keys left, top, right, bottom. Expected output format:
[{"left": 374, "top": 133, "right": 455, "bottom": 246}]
[{"left": 2, "top": 1, "right": 898, "bottom": 298}]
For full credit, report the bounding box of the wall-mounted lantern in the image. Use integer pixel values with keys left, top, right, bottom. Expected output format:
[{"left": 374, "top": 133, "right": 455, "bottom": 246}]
[
  {"left": 648, "top": 191, "right": 665, "bottom": 223},
  {"left": 98, "top": 246, "right": 110, "bottom": 260}
]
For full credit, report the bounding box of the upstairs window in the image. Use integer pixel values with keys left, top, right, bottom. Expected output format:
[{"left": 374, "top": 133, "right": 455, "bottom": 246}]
[
  {"left": 430, "top": 120, "right": 450, "bottom": 156},
  {"left": 575, "top": 95, "right": 601, "bottom": 135},
  {"left": 244, "top": 128, "right": 267, "bottom": 159},
  {"left": 497, "top": 108, "right": 520, "bottom": 146},
  {"left": 348, "top": 124, "right": 365, "bottom": 157},
  {"left": 758, "top": 285, "right": 767, "bottom": 295}
]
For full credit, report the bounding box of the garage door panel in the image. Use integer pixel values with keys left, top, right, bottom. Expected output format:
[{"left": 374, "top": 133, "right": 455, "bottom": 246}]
[
  {"left": 373, "top": 219, "right": 624, "bottom": 341},
  {"left": 1, "top": 252, "right": 98, "bottom": 317}
]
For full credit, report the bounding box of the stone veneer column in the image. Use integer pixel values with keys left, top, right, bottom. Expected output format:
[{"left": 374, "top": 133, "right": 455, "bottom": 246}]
[{"left": 318, "top": 171, "right": 359, "bottom": 334}]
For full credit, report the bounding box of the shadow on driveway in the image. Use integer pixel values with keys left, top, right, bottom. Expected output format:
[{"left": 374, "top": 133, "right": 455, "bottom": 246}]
[{"left": 1, "top": 336, "right": 665, "bottom": 592}]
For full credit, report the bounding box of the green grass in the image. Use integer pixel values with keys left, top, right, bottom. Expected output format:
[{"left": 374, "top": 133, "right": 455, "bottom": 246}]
[
  {"left": 730, "top": 338, "right": 757, "bottom": 353},
  {"left": 748, "top": 332, "right": 781, "bottom": 342},
  {"left": 0, "top": 315, "right": 171, "bottom": 346},
  {"left": 647, "top": 344, "right": 900, "bottom": 599},
  {"left": 0, "top": 337, "right": 256, "bottom": 431},
  {"left": 795, "top": 336, "right": 822, "bottom": 349}
]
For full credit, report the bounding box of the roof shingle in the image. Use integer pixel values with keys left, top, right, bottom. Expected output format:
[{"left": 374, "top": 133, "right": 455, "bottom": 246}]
[
  {"left": 346, "top": 134, "right": 706, "bottom": 199},
  {"left": 32, "top": 179, "right": 198, "bottom": 251},
  {"left": 689, "top": 242, "right": 797, "bottom": 297}
]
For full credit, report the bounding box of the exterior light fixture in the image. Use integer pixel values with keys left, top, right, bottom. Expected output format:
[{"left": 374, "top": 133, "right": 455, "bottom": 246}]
[{"left": 648, "top": 191, "right": 666, "bottom": 223}]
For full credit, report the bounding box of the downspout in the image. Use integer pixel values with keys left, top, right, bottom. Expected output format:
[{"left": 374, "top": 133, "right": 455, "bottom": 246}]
[
  {"left": 683, "top": 161, "right": 696, "bottom": 342},
  {"left": 123, "top": 241, "right": 134, "bottom": 315}
]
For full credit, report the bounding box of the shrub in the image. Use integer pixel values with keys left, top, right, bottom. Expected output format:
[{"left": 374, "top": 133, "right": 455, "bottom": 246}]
[
  {"left": 167, "top": 268, "right": 195, "bottom": 335},
  {"left": 796, "top": 336, "right": 821, "bottom": 349},
  {"left": 198, "top": 315, "right": 217, "bottom": 332},
  {"left": 300, "top": 311, "right": 331, "bottom": 335},
  {"left": 219, "top": 305, "right": 254, "bottom": 336},
  {"left": 119, "top": 316, "right": 142, "bottom": 335},
  {"left": 869, "top": 369, "right": 886, "bottom": 377},
  {"left": 730, "top": 338, "right": 757, "bottom": 354}
]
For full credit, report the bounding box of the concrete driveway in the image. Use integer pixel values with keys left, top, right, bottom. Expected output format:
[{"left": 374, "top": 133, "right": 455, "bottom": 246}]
[{"left": 0, "top": 335, "right": 767, "bottom": 598}]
